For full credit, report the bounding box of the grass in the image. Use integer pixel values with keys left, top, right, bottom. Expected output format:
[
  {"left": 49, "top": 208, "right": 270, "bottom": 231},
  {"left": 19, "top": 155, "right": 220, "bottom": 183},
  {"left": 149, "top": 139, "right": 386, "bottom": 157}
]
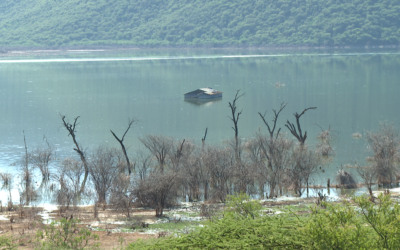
[
  {"left": 123, "top": 220, "right": 203, "bottom": 235},
  {"left": 166, "top": 211, "right": 202, "bottom": 218},
  {"left": 148, "top": 221, "right": 202, "bottom": 231}
]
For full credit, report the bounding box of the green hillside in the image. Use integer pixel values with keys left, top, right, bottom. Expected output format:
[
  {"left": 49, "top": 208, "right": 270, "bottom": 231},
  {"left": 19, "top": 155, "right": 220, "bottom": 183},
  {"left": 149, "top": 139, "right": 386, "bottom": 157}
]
[{"left": 0, "top": 0, "right": 399, "bottom": 47}]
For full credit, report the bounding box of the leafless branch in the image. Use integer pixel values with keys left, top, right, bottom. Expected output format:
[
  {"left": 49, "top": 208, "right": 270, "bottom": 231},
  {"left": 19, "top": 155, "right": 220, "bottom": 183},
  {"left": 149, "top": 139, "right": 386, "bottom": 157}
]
[
  {"left": 111, "top": 118, "right": 135, "bottom": 175},
  {"left": 285, "top": 107, "right": 316, "bottom": 145},
  {"left": 61, "top": 115, "right": 89, "bottom": 194},
  {"left": 258, "top": 102, "right": 287, "bottom": 139}
]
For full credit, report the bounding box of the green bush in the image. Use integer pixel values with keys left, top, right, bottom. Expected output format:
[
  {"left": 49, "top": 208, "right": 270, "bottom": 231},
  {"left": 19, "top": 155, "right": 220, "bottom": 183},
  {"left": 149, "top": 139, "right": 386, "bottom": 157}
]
[
  {"left": 128, "top": 193, "right": 306, "bottom": 249},
  {"left": 308, "top": 194, "right": 400, "bottom": 249},
  {"left": 224, "top": 193, "right": 262, "bottom": 219},
  {"left": 128, "top": 193, "right": 400, "bottom": 249},
  {"left": 35, "top": 218, "right": 100, "bottom": 250},
  {"left": 0, "top": 235, "right": 18, "bottom": 250}
]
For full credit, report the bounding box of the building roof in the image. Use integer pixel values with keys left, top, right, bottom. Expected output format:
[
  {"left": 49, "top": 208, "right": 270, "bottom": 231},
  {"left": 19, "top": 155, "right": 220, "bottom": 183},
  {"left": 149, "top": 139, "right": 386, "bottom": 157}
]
[{"left": 184, "top": 87, "right": 222, "bottom": 96}]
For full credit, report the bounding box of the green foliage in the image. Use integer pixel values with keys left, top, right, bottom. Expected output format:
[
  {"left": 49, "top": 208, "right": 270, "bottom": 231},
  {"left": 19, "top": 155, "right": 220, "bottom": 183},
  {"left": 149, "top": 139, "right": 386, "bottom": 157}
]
[
  {"left": 127, "top": 220, "right": 202, "bottom": 233},
  {"left": 0, "top": 235, "right": 18, "bottom": 250},
  {"left": 356, "top": 194, "right": 400, "bottom": 249},
  {"left": 224, "top": 193, "right": 262, "bottom": 219},
  {"left": 307, "top": 194, "right": 400, "bottom": 249},
  {"left": 129, "top": 213, "right": 307, "bottom": 249},
  {"left": 0, "top": 0, "right": 399, "bottom": 47},
  {"left": 128, "top": 193, "right": 307, "bottom": 249},
  {"left": 35, "top": 218, "right": 100, "bottom": 250},
  {"left": 307, "top": 200, "right": 373, "bottom": 249},
  {"left": 129, "top": 193, "right": 400, "bottom": 249}
]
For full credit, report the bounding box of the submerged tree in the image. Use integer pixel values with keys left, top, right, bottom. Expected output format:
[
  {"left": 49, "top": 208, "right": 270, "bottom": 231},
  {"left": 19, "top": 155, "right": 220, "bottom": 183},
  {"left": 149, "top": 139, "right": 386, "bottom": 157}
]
[
  {"left": 356, "top": 164, "right": 375, "bottom": 197},
  {"left": 228, "top": 90, "right": 244, "bottom": 161},
  {"left": 61, "top": 116, "right": 89, "bottom": 194},
  {"left": 19, "top": 131, "right": 37, "bottom": 205},
  {"left": 287, "top": 146, "right": 321, "bottom": 197},
  {"left": 316, "top": 125, "right": 336, "bottom": 156},
  {"left": 54, "top": 158, "right": 86, "bottom": 209},
  {"left": 365, "top": 122, "right": 400, "bottom": 186},
  {"left": 256, "top": 103, "right": 290, "bottom": 198},
  {"left": 30, "top": 136, "right": 54, "bottom": 187},
  {"left": 202, "top": 145, "right": 232, "bottom": 202},
  {"left": 89, "top": 146, "right": 123, "bottom": 204},
  {"left": 0, "top": 173, "right": 13, "bottom": 209},
  {"left": 285, "top": 107, "right": 316, "bottom": 146}
]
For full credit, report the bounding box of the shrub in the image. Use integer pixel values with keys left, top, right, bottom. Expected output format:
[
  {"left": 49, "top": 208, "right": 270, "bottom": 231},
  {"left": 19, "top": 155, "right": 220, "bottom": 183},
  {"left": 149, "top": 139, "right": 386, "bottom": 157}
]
[
  {"left": 224, "top": 193, "right": 262, "bottom": 219},
  {"left": 128, "top": 193, "right": 306, "bottom": 249},
  {"left": 307, "top": 194, "right": 400, "bottom": 249},
  {"left": 0, "top": 235, "right": 18, "bottom": 250},
  {"left": 129, "top": 193, "right": 400, "bottom": 249},
  {"left": 35, "top": 218, "right": 100, "bottom": 250}
]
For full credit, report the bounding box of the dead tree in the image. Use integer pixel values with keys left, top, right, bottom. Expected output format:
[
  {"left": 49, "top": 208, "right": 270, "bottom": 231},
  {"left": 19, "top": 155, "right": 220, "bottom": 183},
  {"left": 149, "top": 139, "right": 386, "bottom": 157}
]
[
  {"left": 202, "top": 128, "right": 208, "bottom": 151},
  {"left": 288, "top": 146, "right": 320, "bottom": 197},
  {"left": 54, "top": 158, "right": 86, "bottom": 208},
  {"left": 203, "top": 146, "right": 232, "bottom": 202},
  {"left": 256, "top": 103, "right": 290, "bottom": 198},
  {"left": 258, "top": 102, "right": 287, "bottom": 139},
  {"left": 111, "top": 118, "right": 135, "bottom": 175},
  {"left": 135, "top": 149, "right": 154, "bottom": 180},
  {"left": 228, "top": 90, "right": 244, "bottom": 161},
  {"left": 19, "top": 131, "right": 36, "bottom": 205},
  {"left": 89, "top": 147, "right": 122, "bottom": 204},
  {"left": 175, "top": 139, "right": 186, "bottom": 159},
  {"left": 110, "top": 176, "right": 135, "bottom": 217},
  {"left": 139, "top": 135, "right": 172, "bottom": 173},
  {"left": 181, "top": 150, "right": 202, "bottom": 202},
  {"left": 0, "top": 174, "right": 13, "bottom": 209},
  {"left": 244, "top": 138, "right": 266, "bottom": 197},
  {"left": 285, "top": 107, "right": 317, "bottom": 146},
  {"left": 255, "top": 134, "right": 292, "bottom": 198},
  {"left": 134, "top": 172, "right": 178, "bottom": 217},
  {"left": 365, "top": 122, "right": 400, "bottom": 186},
  {"left": 316, "top": 125, "right": 336, "bottom": 156},
  {"left": 356, "top": 164, "right": 375, "bottom": 197},
  {"left": 30, "top": 137, "right": 54, "bottom": 187},
  {"left": 61, "top": 116, "right": 89, "bottom": 194}
]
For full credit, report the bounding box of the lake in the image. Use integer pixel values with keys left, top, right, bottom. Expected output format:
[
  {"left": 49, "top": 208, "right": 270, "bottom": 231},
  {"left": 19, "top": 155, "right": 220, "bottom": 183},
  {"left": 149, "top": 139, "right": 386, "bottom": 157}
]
[{"left": 0, "top": 48, "right": 399, "bottom": 201}]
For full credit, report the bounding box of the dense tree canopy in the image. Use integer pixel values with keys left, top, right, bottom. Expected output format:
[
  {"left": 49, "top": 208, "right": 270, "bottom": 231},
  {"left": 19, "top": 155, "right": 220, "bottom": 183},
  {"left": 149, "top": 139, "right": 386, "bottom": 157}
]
[{"left": 0, "top": 0, "right": 399, "bottom": 47}]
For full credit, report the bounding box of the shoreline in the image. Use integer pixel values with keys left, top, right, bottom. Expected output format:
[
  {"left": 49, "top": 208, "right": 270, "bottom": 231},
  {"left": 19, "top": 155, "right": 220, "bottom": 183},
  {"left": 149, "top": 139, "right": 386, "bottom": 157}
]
[{"left": 0, "top": 44, "right": 399, "bottom": 58}]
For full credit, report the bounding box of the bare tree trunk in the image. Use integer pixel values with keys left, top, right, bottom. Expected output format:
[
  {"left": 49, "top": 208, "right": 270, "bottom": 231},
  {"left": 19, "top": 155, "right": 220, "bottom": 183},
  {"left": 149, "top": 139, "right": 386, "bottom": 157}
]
[
  {"left": 228, "top": 90, "right": 244, "bottom": 162},
  {"left": 202, "top": 128, "right": 207, "bottom": 152},
  {"left": 23, "top": 131, "right": 30, "bottom": 205},
  {"left": 61, "top": 116, "right": 89, "bottom": 194},
  {"left": 269, "top": 180, "right": 276, "bottom": 198},
  {"left": 110, "top": 119, "right": 135, "bottom": 175},
  {"left": 204, "top": 180, "right": 209, "bottom": 200}
]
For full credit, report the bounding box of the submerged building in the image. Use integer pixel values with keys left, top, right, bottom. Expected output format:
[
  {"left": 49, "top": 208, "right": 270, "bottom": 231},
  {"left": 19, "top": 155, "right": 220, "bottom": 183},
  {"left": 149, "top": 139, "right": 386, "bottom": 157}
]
[{"left": 184, "top": 87, "right": 222, "bottom": 99}]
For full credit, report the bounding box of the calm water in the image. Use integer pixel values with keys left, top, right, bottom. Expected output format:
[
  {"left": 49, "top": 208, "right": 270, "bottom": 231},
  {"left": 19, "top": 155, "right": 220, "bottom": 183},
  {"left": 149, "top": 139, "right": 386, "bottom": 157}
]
[{"left": 0, "top": 48, "right": 400, "bottom": 195}]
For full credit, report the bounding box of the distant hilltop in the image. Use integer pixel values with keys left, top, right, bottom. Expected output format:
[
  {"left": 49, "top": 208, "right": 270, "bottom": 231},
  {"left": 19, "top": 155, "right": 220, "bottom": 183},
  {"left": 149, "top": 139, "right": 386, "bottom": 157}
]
[{"left": 0, "top": 0, "right": 399, "bottom": 48}]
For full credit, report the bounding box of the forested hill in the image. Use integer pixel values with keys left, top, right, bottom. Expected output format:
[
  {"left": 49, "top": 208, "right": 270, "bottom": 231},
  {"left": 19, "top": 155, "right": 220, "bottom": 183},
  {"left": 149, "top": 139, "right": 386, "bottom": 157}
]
[{"left": 0, "top": 0, "right": 399, "bottom": 47}]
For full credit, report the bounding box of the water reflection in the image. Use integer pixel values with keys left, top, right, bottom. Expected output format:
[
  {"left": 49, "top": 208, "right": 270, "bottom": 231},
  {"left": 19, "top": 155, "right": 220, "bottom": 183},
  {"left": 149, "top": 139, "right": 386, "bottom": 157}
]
[{"left": 184, "top": 98, "right": 222, "bottom": 107}]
